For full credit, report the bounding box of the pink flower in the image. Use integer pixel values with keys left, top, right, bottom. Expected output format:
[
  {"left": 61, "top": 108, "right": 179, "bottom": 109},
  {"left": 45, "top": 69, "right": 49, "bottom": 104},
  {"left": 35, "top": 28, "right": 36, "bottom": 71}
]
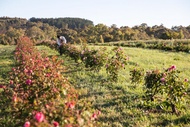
[
  {"left": 171, "top": 65, "right": 176, "bottom": 69},
  {"left": 10, "top": 80, "right": 14, "bottom": 85},
  {"left": 91, "top": 113, "right": 97, "bottom": 120},
  {"left": 28, "top": 70, "right": 33, "bottom": 74},
  {"left": 168, "top": 65, "right": 176, "bottom": 71},
  {"left": 13, "top": 96, "right": 17, "bottom": 102},
  {"left": 12, "top": 68, "right": 16, "bottom": 71},
  {"left": 0, "top": 85, "right": 6, "bottom": 89},
  {"left": 45, "top": 57, "right": 49, "bottom": 61},
  {"left": 184, "top": 78, "right": 188, "bottom": 82},
  {"left": 52, "top": 88, "right": 58, "bottom": 93},
  {"left": 69, "top": 103, "right": 75, "bottom": 109},
  {"left": 53, "top": 121, "right": 59, "bottom": 127},
  {"left": 161, "top": 77, "right": 165, "bottom": 82},
  {"left": 97, "top": 110, "right": 101, "bottom": 115},
  {"left": 66, "top": 102, "right": 75, "bottom": 109},
  {"left": 26, "top": 79, "right": 32, "bottom": 85},
  {"left": 35, "top": 112, "right": 45, "bottom": 122},
  {"left": 24, "top": 69, "right": 28, "bottom": 73},
  {"left": 46, "top": 73, "right": 51, "bottom": 77},
  {"left": 24, "top": 121, "right": 30, "bottom": 127},
  {"left": 45, "top": 104, "right": 50, "bottom": 109}
]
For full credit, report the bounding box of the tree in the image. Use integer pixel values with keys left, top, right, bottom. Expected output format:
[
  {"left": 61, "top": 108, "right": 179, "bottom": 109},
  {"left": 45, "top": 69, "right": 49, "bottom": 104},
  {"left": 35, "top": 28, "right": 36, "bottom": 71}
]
[{"left": 25, "top": 26, "right": 45, "bottom": 42}]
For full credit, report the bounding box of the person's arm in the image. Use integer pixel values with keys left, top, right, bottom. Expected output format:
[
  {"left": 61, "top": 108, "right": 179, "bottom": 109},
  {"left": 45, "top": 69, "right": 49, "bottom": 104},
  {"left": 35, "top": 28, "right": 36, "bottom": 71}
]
[{"left": 60, "top": 36, "right": 67, "bottom": 43}]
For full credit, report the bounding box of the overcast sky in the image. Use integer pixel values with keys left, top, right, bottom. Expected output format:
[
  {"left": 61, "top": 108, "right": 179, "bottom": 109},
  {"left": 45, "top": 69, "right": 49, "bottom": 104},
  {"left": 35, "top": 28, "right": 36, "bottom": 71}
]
[{"left": 0, "top": 0, "right": 190, "bottom": 28}]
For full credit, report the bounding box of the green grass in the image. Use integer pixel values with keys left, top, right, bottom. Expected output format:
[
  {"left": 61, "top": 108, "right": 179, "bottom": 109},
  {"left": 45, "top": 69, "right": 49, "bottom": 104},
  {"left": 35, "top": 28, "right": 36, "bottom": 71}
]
[
  {"left": 1, "top": 44, "right": 190, "bottom": 127},
  {"left": 0, "top": 45, "right": 15, "bottom": 84},
  {"left": 59, "top": 45, "right": 190, "bottom": 127},
  {"left": 124, "top": 47, "right": 190, "bottom": 79}
]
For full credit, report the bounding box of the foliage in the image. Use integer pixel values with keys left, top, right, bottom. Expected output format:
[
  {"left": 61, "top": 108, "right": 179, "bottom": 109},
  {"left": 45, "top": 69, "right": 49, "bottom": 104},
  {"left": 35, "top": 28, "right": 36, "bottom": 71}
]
[
  {"left": 0, "top": 37, "right": 100, "bottom": 127},
  {"left": 106, "top": 47, "right": 129, "bottom": 82},
  {"left": 130, "top": 67, "right": 145, "bottom": 85},
  {"left": 1, "top": 17, "right": 190, "bottom": 46},
  {"left": 96, "top": 39, "right": 190, "bottom": 53},
  {"left": 1, "top": 44, "right": 190, "bottom": 126},
  {"left": 144, "top": 65, "right": 189, "bottom": 114},
  {"left": 81, "top": 46, "right": 108, "bottom": 71}
]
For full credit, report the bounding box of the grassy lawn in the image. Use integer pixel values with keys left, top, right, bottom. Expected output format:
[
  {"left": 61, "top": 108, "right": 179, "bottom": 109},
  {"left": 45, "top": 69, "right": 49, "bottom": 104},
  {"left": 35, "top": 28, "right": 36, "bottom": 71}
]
[{"left": 1, "top": 45, "right": 190, "bottom": 127}]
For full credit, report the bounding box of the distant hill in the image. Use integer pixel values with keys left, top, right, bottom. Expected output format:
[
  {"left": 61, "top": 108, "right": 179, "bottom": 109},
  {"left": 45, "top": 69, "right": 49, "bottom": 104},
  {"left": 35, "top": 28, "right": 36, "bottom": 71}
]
[{"left": 29, "top": 17, "right": 94, "bottom": 29}]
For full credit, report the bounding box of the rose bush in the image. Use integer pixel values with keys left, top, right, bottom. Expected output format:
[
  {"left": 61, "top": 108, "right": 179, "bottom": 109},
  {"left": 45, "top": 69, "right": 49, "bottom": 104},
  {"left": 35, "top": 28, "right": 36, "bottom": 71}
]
[
  {"left": 0, "top": 37, "right": 100, "bottom": 127},
  {"left": 106, "top": 47, "right": 129, "bottom": 82},
  {"left": 144, "top": 65, "right": 189, "bottom": 114}
]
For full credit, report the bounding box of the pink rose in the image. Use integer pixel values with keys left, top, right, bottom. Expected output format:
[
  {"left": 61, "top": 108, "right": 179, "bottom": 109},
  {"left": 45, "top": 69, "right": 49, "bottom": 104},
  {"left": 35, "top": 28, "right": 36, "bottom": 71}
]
[
  {"left": 97, "top": 110, "right": 101, "bottom": 115},
  {"left": 171, "top": 65, "right": 176, "bottom": 70},
  {"left": 24, "top": 121, "right": 30, "bottom": 127},
  {"left": 10, "top": 80, "right": 14, "bottom": 85},
  {"left": 45, "top": 57, "right": 49, "bottom": 61},
  {"left": 0, "top": 85, "right": 6, "bottom": 89},
  {"left": 28, "top": 70, "right": 33, "bottom": 74},
  {"left": 13, "top": 96, "right": 17, "bottom": 102},
  {"left": 24, "top": 69, "right": 28, "bottom": 73},
  {"left": 12, "top": 68, "right": 16, "bottom": 71},
  {"left": 26, "top": 79, "right": 32, "bottom": 85},
  {"left": 53, "top": 121, "right": 59, "bottom": 127},
  {"left": 91, "top": 113, "right": 97, "bottom": 120},
  {"left": 168, "top": 65, "right": 176, "bottom": 71},
  {"left": 161, "top": 77, "right": 165, "bottom": 82},
  {"left": 184, "top": 78, "right": 188, "bottom": 82},
  {"left": 66, "top": 102, "right": 75, "bottom": 109},
  {"left": 35, "top": 112, "right": 45, "bottom": 122}
]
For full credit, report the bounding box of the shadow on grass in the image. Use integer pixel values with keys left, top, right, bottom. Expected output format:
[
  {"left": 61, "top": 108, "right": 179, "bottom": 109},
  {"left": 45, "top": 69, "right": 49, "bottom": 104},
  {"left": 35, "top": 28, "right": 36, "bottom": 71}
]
[
  {"left": 98, "top": 115, "right": 130, "bottom": 127},
  {"left": 151, "top": 113, "right": 190, "bottom": 126},
  {"left": 174, "top": 114, "right": 190, "bottom": 125}
]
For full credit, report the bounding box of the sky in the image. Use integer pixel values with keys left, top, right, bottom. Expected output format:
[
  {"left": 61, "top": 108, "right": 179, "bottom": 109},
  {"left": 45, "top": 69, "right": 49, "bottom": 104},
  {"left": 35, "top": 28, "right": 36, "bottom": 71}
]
[{"left": 0, "top": 0, "right": 190, "bottom": 28}]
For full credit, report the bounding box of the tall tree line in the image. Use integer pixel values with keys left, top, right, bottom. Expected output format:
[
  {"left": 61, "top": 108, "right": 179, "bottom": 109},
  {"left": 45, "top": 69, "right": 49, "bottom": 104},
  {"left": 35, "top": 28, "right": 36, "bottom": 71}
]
[{"left": 0, "top": 17, "right": 190, "bottom": 45}]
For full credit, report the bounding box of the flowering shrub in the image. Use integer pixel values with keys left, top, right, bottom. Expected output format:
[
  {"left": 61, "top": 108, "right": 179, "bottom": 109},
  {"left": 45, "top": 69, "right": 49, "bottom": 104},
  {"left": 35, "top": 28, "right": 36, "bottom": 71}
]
[
  {"left": 44, "top": 43, "right": 129, "bottom": 80},
  {"left": 106, "top": 47, "right": 129, "bottom": 82},
  {"left": 144, "top": 69, "right": 165, "bottom": 101},
  {"left": 144, "top": 65, "right": 189, "bottom": 114},
  {"left": 130, "top": 67, "right": 145, "bottom": 85},
  {"left": 0, "top": 37, "right": 100, "bottom": 126},
  {"left": 54, "top": 43, "right": 108, "bottom": 71},
  {"left": 81, "top": 47, "right": 108, "bottom": 71},
  {"left": 63, "top": 44, "right": 81, "bottom": 62}
]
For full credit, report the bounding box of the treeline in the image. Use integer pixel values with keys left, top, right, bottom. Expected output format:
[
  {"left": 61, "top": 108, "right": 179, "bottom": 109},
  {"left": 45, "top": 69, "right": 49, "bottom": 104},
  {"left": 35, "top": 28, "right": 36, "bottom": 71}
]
[
  {"left": 0, "top": 17, "right": 190, "bottom": 45},
  {"left": 29, "top": 17, "right": 93, "bottom": 29}
]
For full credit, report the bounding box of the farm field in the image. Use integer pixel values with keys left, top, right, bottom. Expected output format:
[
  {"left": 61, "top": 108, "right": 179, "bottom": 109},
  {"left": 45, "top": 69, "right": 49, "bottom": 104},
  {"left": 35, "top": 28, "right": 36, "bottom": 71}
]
[{"left": 0, "top": 44, "right": 190, "bottom": 127}]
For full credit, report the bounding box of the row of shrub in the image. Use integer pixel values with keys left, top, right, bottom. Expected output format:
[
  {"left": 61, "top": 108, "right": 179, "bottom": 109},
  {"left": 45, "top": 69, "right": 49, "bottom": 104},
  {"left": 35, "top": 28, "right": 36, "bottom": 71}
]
[
  {"left": 0, "top": 37, "right": 101, "bottom": 127},
  {"left": 43, "top": 43, "right": 129, "bottom": 82},
  {"left": 130, "top": 65, "right": 189, "bottom": 115},
  {"left": 95, "top": 39, "right": 190, "bottom": 53}
]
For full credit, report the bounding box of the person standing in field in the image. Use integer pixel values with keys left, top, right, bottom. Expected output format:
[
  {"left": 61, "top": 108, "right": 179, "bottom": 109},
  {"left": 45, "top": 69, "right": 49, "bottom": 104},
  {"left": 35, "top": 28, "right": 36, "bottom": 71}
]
[{"left": 56, "top": 35, "right": 67, "bottom": 55}]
